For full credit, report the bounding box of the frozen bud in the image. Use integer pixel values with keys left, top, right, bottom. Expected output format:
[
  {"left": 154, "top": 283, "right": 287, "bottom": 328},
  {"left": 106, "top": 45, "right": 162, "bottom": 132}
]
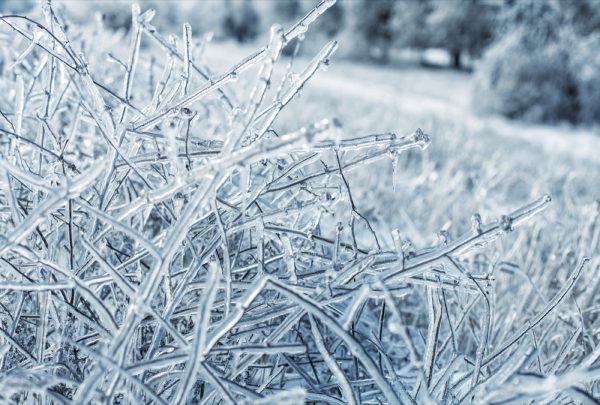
[
  {"left": 179, "top": 107, "right": 195, "bottom": 119},
  {"left": 297, "top": 23, "right": 307, "bottom": 41},
  {"left": 402, "top": 239, "right": 416, "bottom": 258},
  {"left": 325, "top": 267, "right": 336, "bottom": 278},
  {"left": 500, "top": 215, "right": 513, "bottom": 232},
  {"left": 414, "top": 128, "right": 431, "bottom": 150},
  {"left": 174, "top": 194, "right": 185, "bottom": 214},
  {"left": 320, "top": 191, "right": 333, "bottom": 203},
  {"left": 438, "top": 229, "right": 449, "bottom": 245},
  {"left": 270, "top": 24, "right": 284, "bottom": 37},
  {"left": 471, "top": 213, "right": 483, "bottom": 234}
]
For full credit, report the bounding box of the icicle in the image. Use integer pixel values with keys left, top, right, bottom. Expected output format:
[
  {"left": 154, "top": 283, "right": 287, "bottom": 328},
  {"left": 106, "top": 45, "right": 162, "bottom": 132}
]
[{"left": 392, "top": 152, "right": 398, "bottom": 192}]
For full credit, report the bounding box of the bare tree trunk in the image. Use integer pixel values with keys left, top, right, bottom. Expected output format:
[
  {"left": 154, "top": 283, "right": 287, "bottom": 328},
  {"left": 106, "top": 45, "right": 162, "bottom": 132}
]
[{"left": 451, "top": 50, "right": 461, "bottom": 69}]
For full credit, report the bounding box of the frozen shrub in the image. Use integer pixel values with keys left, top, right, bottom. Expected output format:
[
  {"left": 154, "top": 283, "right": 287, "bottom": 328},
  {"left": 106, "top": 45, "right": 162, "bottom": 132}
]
[
  {"left": 570, "top": 33, "right": 600, "bottom": 124},
  {"left": 0, "top": 1, "right": 595, "bottom": 404},
  {"left": 472, "top": 29, "right": 579, "bottom": 123}
]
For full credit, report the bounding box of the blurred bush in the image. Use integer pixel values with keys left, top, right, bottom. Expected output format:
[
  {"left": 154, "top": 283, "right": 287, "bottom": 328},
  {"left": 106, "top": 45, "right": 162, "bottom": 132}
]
[
  {"left": 571, "top": 33, "right": 600, "bottom": 124},
  {"left": 472, "top": 29, "right": 579, "bottom": 123},
  {"left": 473, "top": 0, "right": 600, "bottom": 124}
]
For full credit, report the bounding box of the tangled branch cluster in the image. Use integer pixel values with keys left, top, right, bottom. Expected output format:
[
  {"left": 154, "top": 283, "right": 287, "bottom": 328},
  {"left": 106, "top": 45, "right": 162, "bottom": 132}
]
[{"left": 0, "top": 1, "right": 593, "bottom": 404}]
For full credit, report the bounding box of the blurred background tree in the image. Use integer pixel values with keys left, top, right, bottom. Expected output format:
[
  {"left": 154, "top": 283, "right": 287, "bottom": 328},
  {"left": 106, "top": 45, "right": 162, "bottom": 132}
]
[
  {"left": 356, "top": 0, "right": 396, "bottom": 63},
  {"left": 392, "top": 0, "right": 432, "bottom": 52},
  {"left": 424, "top": 0, "right": 496, "bottom": 69},
  {"left": 222, "top": 0, "right": 261, "bottom": 43}
]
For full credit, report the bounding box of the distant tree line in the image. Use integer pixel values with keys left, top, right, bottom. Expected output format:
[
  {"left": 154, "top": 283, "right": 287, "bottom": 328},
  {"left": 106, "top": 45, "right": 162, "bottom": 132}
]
[
  {"left": 5, "top": 0, "right": 599, "bottom": 124},
  {"left": 265, "top": 0, "right": 600, "bottom": 124}
]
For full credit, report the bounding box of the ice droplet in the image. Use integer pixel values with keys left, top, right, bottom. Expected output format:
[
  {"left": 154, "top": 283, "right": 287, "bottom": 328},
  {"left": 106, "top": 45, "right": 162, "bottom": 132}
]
[
  {"left": 390, "top": 152, "right": 398, "bottom": 192},
  {"left": 32, "top": 26, "right": 44, "bottom": 43},
  {"left": 391, "top": 228, "right": 402, "bottom": 254},
  {"left": 179, "top": 107, "right": 195, "bottom": 119},
  {"left": 297, "top": 22, "right": 308, "bottom": 35},
  {"left": 289, "top": 72, "right": 300, "bottom": 83},
  {"left": 388, "top": 316, "right": 402, "bottom": 334},
  {"left": 414, "top": 128, "right": 431, "bottom": 150}
]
